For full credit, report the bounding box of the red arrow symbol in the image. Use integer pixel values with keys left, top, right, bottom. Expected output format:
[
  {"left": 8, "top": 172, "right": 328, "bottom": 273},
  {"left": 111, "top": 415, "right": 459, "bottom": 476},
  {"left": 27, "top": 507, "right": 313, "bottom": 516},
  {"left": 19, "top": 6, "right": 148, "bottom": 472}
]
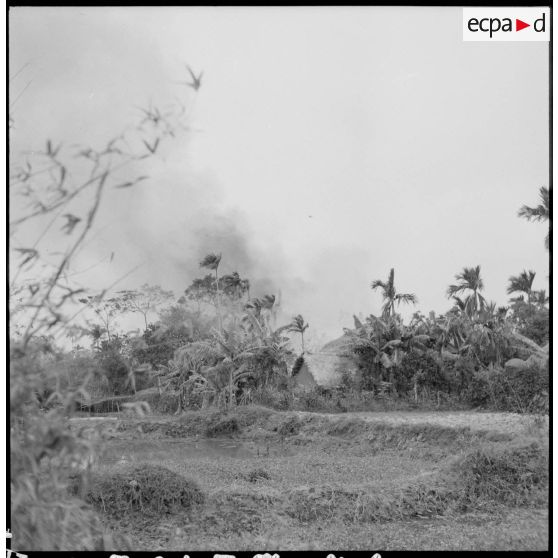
[{"left": 516, "top": 19, "right": 530, "bottom": 31}]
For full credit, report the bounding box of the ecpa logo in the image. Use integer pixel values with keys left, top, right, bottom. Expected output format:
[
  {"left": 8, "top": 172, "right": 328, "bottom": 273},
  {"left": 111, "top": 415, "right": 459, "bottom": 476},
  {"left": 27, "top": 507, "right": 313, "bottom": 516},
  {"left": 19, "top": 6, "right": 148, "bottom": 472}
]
[{"left": 463, "top": 8, "right": 550, "bottom": 41}]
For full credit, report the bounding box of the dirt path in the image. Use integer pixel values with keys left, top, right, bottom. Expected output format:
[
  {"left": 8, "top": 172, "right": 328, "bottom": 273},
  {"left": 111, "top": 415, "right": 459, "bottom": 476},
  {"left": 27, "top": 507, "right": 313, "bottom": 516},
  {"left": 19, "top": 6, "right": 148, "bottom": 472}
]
[{"left": 293, "top": 410, "right": 547, "bottom": 435}]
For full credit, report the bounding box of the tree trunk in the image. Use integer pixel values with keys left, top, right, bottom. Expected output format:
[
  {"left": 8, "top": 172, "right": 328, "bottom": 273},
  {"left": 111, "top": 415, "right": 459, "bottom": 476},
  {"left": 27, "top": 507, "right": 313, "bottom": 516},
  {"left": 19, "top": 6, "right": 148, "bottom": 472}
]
[
  {"left": 229, "top": 368, "right": 234, "bottom": 410},
  {"left": 215, "top": 269, "right": 223, "bottom": 333}
]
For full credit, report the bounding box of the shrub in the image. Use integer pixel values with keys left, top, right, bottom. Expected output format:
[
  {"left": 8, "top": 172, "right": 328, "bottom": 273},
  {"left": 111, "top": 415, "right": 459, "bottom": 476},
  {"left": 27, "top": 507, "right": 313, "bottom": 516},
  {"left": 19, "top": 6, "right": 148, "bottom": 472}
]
[
  {"left": 81, "top": 464, "right": 204, "bottom": 517},
  {"left": 98, "top": 349, "right": 133, "bottom": 395},
  {"left": 338, "top": 369, "right": 359, "bottom": 393},
  {"left": 276, "top": 415, "right": 302, "bottom": 436},
  {"left": 205, "top": 415, "right": 240, "bottom": 437},
  {"left": 510, "top": 301, "right": 549, "bottom": 346},
  {"left": 464, "top": 363, "right": 549, "bottom": 413},
  {"left": 10, "top": 343, "right": 117, "bottom": 550},
  {"left": 11, "top": 488, "right": 113, "bottom": 551},
  {"left": 396, "top": 352, "right": 447, "bottom": 394},
  {"left": 133, "top": 323, "right": 192, "bottom": 368},
  {"left": 244, "top": 468, "right": 271, "bottom": 482},
  {"left": 503, "top": 363, "right": 549, "bottom": 413},
  {"left": 42, "top": 352, "right": 108, "bottom": 400},
  {"left": 251, "top": 386, "right": 294, "bottom": 410},
  {"left": 452, "top": 440, "right": 548, "bottom": 507},
  {"left": 131, "top": 387, "right": 180, "bottom": 414},
  {"left": 445, "top": 357, "right": 476, "bottom": 396}
]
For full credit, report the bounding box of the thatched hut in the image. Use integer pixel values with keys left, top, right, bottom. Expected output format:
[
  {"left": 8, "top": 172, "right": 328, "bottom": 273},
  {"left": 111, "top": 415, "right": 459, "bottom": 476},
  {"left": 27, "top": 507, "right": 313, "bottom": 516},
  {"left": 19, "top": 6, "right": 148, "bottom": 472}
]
[{"left": 291, "top": 335, "right": 357, "bottom": 389}]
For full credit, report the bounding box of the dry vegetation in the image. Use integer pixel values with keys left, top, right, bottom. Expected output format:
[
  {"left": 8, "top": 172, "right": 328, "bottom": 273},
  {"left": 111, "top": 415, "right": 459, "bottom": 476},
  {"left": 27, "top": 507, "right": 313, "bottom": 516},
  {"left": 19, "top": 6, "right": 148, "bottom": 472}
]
[{"left": 65, "top": 406, "right": 548, "bottom": 551}]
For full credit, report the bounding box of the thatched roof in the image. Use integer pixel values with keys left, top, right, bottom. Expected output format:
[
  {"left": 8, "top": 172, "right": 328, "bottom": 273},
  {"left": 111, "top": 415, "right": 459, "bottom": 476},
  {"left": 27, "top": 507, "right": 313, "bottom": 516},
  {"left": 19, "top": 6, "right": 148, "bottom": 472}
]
[
  {"left": 299, "top": 354, "right": 340, "bottom": 386},
  {"left": 294, "top": 344, "right": 357, "bottom": 387},
  {"left": 290, "top": 334, "right": 359, "bottom": 388},
  {"left": 320, "top": 334, "right": 354, "bottom": 356}
]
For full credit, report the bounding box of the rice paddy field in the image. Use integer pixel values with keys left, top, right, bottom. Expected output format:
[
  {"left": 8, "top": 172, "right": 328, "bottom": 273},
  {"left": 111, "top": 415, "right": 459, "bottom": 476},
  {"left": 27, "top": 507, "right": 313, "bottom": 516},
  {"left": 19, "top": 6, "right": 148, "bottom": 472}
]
[{"left": 70, "top": 407, "right": 549, "bottom": 551}]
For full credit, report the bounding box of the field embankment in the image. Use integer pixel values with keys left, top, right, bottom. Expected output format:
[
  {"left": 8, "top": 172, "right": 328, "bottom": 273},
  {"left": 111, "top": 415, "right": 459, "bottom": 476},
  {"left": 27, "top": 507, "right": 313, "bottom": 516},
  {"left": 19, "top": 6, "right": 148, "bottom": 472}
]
[{"left": 70, "top": 407, "right": 549, "bottom": 551}]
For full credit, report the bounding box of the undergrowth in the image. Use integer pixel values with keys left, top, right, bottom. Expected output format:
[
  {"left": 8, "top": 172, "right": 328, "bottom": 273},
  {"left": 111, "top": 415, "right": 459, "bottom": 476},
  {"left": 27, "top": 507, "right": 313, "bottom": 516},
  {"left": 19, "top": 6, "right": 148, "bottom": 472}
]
[
  {"left": 286, "top": 439, "right": 548, "bottom": 524},
  {"left": 78, "top": 464, "right": 204, "bottom": 517}
]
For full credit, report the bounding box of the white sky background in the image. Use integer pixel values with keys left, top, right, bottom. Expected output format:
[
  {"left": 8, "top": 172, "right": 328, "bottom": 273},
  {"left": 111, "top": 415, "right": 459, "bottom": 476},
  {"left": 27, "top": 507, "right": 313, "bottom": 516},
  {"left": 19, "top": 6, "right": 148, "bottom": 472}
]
[{"left": 9, "top": 7, "right": 549, "bottom": 345}]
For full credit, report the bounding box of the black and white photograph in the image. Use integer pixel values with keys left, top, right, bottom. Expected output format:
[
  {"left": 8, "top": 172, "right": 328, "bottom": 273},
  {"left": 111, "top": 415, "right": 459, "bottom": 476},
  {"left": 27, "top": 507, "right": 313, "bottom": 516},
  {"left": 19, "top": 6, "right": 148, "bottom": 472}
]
[{"left": 7, "top": 5, "right": 550, "bottom": 553}]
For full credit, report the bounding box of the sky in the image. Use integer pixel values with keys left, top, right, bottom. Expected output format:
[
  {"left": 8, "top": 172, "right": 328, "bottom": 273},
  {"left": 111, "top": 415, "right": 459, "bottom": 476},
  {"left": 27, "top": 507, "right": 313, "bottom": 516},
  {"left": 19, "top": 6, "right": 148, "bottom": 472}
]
[{"left": 9, "top": 7, "right": 550, "bottom": 346}]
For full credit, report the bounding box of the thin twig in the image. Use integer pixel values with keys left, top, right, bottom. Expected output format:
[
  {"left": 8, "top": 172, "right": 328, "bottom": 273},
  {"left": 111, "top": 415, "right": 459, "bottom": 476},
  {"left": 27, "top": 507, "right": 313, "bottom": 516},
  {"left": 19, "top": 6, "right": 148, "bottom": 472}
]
[{"left": 22, "top": 172, "right": 108, "bottom": 348}]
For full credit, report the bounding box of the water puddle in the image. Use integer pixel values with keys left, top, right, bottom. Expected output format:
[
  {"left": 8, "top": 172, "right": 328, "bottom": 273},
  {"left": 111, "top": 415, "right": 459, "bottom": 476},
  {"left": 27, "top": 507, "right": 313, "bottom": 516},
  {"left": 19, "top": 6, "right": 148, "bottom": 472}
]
[{"left": 100, "top": 438, "right": 256, "bottom": 464}]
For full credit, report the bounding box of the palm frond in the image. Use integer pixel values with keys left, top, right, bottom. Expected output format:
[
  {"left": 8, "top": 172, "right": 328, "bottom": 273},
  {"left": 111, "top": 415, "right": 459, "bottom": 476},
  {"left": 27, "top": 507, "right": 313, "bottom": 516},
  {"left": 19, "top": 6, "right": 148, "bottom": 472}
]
[
  {"left": 507, "top": 269, "right": 536, "bottom": 296},
  {"left": 199, "top": 253, "right": 222, "bottom": 270},
  {"left": 518, "top": 187, "right": 549, "bottom": 222},
  {"left": 395, "top": 293, "right": 418, "bottom": 305}
]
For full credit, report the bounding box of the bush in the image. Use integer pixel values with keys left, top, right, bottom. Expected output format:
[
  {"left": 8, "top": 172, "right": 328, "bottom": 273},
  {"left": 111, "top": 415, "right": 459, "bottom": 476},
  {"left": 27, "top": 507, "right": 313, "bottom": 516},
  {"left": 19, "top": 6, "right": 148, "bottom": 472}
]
[
  {"left": 510, "top": 302, "right": 549, "bottom": 346},
  {"left": 244, "top": 468, "right": 271, "bottom": 482},
  {"left": 98, "top": 349, "right": 133, "bottom": 395},
  {"left": 276, "top": 415, "right": 302, "bottom": 436},
  {"left": 205, "top": 415, "right": 240, "bottom": 437},
  {"left": 464, "top": 363, "right": 549, "bottom": 413},
  {"left": 338, "top": 369, "right": 359, "bottom": 393},
  {"left": 42, "top": 352, "right": 108, "bottom": 401},
  {"left": 131, "top": 387, "right": 180, "bottom": 414},
  {"left": 444, "top": 357, "right": 476, "bottom": 396},
  {"left": 133, "top": 323, "right": 192, "bottom": 368},
  {"left": 296, "top": 389, "right": 322, "bottom": 410},
  {"left": 251, "top": 386, "right": 294, "bottom": 410},
  {"left": 452, "top": 440, "right": 548, "bottom": 507},
  {"left": 396, "top": 352, "right": 447, "bottom": 394},
  {"left": 11, "top": 488, "right": 114, "bottom": 551},
  {"left": 10, "top": 343, "right": 117, "bottom": 550},
  {"left": 81, "top": 464, "right": 204, "bottom": 517}
]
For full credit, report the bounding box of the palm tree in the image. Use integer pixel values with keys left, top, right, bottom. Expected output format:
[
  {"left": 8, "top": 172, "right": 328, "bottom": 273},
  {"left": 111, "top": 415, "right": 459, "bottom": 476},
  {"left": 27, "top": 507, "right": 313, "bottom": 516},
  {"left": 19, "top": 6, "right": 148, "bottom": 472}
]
[
  {"left": 259, "top": 294, "right": 276, "bottom": 329},
  {"left": 532, "top": 289, "right": 549, "bottom": 309},
  {"left": 507, "top": 270, "right": 536, "bottom": 306},
  {"left": 518, "top": 186, "right": 550, "bottom": 250},
  {"left": 450, "top": 296, "right": 467, "bottom": 315},
  {"left": 446, "top": 265, "right": 486, "bottom": 317},
  {"left": 221, "top": 272, "right": 248, "bottom": 300},
  {"left": 288, "top": 314, "right": 309, "bottom": 353},
  {"left": 200, "top": 253, "right": 222, "bottom": 332},
  {"left": 240, "top": 278, "right": 250, "bottom": 301},
  {"left": 371, "top": 268, "right": 417, "bottom": 319}
]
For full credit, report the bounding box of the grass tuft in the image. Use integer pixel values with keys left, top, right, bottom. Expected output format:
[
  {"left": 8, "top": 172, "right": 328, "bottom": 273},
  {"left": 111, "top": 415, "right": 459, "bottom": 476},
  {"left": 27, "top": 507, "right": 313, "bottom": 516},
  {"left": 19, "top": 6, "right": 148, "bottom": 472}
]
[
  {"left": 80, "top": 464, "right": 204, "bottom": 517},
  {"left": 452, "top": 440, "right": 548, "bottom": 507},
  {"left": 243, "top": 468, "right": 272, "bottom": 482},
  {"left": 276, "top": 416, "right": 303, "bottom": 436},
  {"left": 205, "top": 416, "right": 239, "bottom": 437}
]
